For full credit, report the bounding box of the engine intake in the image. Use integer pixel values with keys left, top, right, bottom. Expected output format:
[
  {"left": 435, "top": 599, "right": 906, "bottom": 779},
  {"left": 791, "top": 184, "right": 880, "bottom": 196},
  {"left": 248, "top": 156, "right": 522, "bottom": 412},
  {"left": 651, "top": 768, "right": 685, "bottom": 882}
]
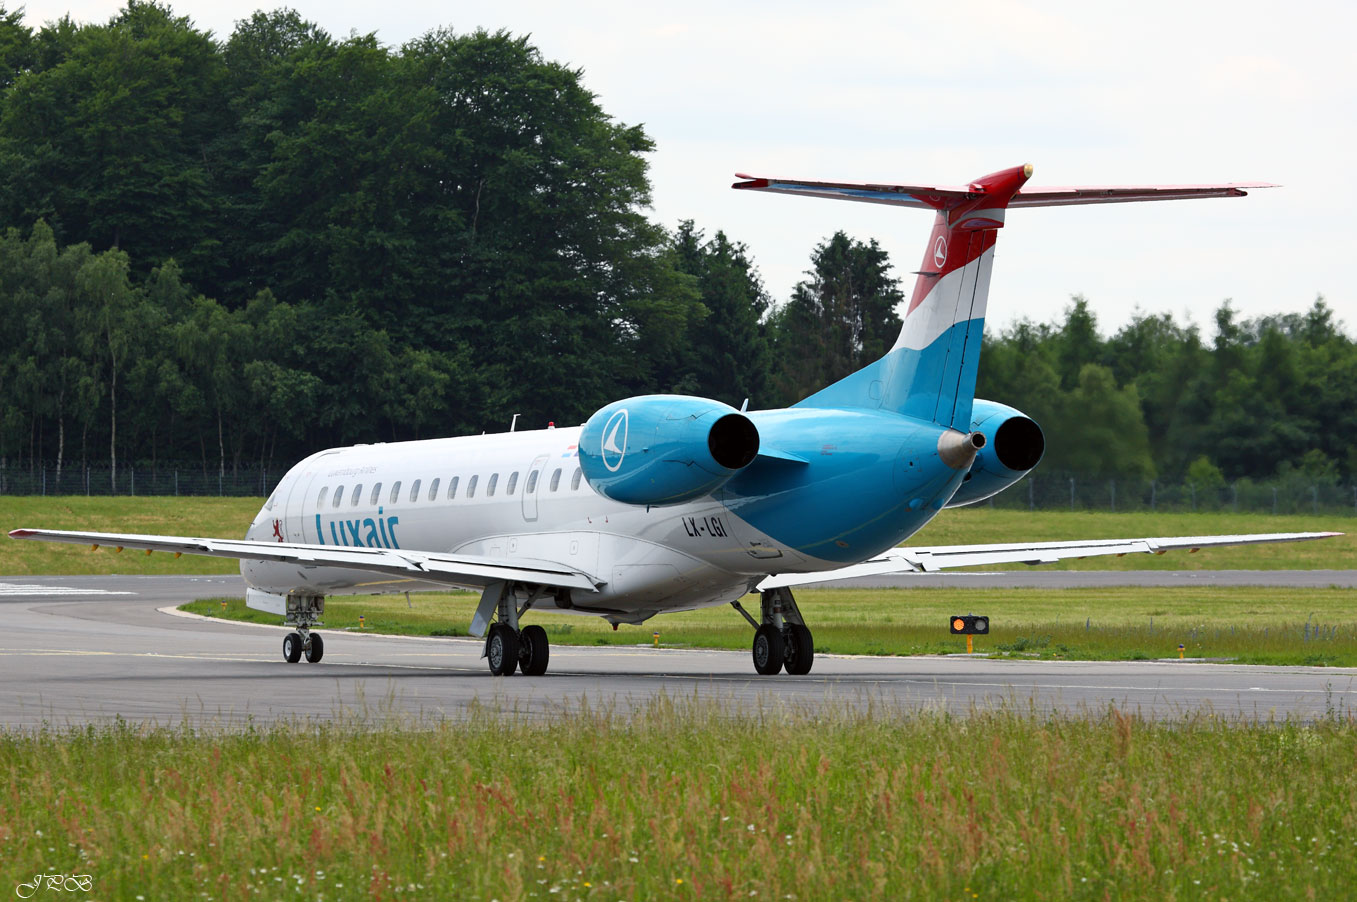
[{"left": 579, "top": 395, "right": 760, "bottom": 506}]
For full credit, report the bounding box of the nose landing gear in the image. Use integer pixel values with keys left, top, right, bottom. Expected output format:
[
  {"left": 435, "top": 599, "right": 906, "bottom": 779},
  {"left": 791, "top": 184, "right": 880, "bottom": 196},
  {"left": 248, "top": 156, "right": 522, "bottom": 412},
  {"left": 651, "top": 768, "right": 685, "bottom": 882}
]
[{"left": 281, "top": 594, "right": 326, "bottom": 664}]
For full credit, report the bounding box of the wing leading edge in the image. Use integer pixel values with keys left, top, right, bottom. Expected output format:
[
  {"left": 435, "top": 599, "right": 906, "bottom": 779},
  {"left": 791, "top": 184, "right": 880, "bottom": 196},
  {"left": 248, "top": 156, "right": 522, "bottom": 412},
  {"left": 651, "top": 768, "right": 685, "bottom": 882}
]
[
  {"left": 757, "top": 532, "right": 1342, "bottom": 590},
  {"left": 7, "top": 528, "right": 601, "bottom": 593}
]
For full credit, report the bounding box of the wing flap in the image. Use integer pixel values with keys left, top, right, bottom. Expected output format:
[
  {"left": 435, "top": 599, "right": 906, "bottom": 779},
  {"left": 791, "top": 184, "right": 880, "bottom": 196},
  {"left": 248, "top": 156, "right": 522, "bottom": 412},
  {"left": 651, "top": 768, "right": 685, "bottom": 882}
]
[
  {"left": 758, "top": 531, "right": 1341, "bottom": 590},
  {"left": 7, "top": 528, "right": 601, "bottom": 592}
]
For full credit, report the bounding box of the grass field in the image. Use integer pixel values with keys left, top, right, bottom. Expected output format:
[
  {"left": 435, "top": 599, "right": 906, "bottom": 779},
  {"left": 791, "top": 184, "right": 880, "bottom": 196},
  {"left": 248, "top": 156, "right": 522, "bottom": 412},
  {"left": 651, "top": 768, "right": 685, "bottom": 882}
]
[
  {"left": 185, "top": 582, "right": 1357, "bottom": 667},
  {"left": 3, "top": 702, "right": 1355, "bottom": 900},
  {"left": 3, "top": 496, "right": 1353, "bottom": 576},
  {"left": 0, "top": 497, "right": 260, "bottom": 575}
]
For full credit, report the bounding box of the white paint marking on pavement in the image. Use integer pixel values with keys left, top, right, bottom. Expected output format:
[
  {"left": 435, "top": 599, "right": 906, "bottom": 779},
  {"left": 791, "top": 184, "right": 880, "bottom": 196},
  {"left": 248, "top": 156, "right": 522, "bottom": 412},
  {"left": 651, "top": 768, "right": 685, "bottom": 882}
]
[{"left": 0, "top": 583, "right": 134, "bottom": 596}]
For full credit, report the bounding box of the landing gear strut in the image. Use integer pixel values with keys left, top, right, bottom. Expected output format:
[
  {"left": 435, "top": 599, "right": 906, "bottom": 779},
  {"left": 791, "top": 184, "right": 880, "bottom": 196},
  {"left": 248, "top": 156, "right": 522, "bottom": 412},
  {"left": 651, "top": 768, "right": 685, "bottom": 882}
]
[
  {"left": 734, "top": 587, "right": 814, "bottom": 676},
  {"left": 474, "top": 582, "right": 552, "bottom": 676},
  {"left": 282, "top": 594, "right": 325, "bottom": 664}
]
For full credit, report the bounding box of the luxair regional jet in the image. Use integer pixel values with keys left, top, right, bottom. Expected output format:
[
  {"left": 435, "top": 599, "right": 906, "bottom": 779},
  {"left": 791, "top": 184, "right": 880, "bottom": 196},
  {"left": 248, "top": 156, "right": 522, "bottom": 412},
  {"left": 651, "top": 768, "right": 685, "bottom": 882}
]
[{"left": 10, "top": 164, "right": 1339, "bottom": 676}]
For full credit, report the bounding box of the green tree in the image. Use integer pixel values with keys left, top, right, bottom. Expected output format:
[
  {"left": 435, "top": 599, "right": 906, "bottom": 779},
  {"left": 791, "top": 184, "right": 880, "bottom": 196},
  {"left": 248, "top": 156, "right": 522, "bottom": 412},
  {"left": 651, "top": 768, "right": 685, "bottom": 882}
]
[
  {"left": 1053, "top": 295, "right": 1102, "bottom": 390},
  {"left": 769, "top": 232, "right": 902, "bottom": 405},
  {"left": 72, "top": 245, "right": 139, "bottom": 489},
  {"left": 0, "top": 5, "right": 33, "bottom": 91},
  {"left": 0, "top": 3, "right": 229, "bottom": 285},
  {"left": 671, "top": 221, "right": 771, "bottom": 406},
  {"left": 1044, "top": 364, "right": 1156, "bottom": 479}
]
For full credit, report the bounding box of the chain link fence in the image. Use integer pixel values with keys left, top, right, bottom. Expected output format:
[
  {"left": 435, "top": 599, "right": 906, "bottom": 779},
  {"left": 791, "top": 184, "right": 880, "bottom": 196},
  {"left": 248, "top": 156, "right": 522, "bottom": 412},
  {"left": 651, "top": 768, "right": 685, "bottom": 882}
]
[
  {"left": 3, "top": 462, "right": 1356, "bottom": 516},
  {"left": 0, "top": 463, "right": 282, "bottom": 498},
  {"left": 989, "top": 472, "right": 1357, "bottom": 516}
]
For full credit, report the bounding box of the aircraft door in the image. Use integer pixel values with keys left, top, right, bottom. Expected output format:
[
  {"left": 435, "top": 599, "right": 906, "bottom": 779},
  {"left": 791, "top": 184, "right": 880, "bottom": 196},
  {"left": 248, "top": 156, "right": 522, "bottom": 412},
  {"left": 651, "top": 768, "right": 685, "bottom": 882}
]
[
  {"left": 288, "top": 470, "right": 320, "bottom": 543},
  {"left": 286, "top": 450, "right": 339, "bottom": 543},
  {"left": 522, "top": 455, "right": 549, "bottom": 522}
]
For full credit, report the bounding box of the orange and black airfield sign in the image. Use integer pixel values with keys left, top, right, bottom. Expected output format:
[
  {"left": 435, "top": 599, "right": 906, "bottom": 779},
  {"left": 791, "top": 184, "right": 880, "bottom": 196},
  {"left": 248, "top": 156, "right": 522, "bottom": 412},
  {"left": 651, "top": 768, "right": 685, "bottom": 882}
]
[{"left": 950, "top": 614, "right": 989, "bottom": 635}]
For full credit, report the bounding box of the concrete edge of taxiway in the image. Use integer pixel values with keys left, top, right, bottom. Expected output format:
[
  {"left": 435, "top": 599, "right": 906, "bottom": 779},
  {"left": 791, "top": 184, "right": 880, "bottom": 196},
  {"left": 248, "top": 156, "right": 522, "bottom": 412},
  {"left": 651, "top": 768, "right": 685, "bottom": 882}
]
[
  {"left": 159, "top": 604, "right": 735, "bottom": 654},
  {"left": 157, "top": 605, "right": 1357, "bottom": 672},
  {"left": 159, "top": 604, "right": 482, "bottom": 645}
]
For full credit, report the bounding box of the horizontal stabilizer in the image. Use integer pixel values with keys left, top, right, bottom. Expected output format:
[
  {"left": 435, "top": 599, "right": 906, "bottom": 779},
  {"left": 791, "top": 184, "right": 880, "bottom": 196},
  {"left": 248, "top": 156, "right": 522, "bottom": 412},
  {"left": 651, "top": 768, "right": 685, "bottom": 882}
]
[{"left": 733, "top": 172, "right": 1275, "bottom": 212}]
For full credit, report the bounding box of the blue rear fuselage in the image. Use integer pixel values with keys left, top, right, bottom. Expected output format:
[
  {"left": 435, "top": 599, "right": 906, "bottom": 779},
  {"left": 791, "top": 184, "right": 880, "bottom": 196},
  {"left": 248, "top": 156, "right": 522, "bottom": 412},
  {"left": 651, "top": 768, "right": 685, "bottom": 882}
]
[{"left": 726, "top": 407, "right": 967, "bottom": 564}]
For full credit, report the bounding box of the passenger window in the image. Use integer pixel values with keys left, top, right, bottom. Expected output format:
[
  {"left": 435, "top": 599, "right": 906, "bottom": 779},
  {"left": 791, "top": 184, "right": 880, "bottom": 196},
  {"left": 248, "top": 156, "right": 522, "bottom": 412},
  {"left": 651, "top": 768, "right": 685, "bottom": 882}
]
[
  {"left": 506, "top": 472, "right": 519, "bottom": 495},
  {"left": 571, "top": 468, "right": 582, "bottom": 491},
  {"left": 428, "top": 477, "right": 440, "bottom": 500},
  {"left": 370, "top": 483, "right": 382, "bottom": 505},
  {"left": 333, "top": 485, "right": 344, "bottom": 508},
  {"left": 390, "top": 481, "right": 401, "bottom": 504},
  {"left": 549, "top": 468, "right": 561, "bottom": 492},
  {"left": 351, "top": 484, "right": 362, "bottom": 506},
  {"left": 448, "top": 476, "right": 459, "bottom": 499},
  {"left": 317, "top": 486, "right": 329, "bottom": 508},
  {"left": 410, "top": 479, "right": 422, "bottom": 502},
  {"left": 467, "top": 475, "right": 478, "bottom": 498},
  {"left": 487, "top": 473, "right": 499, "bottom": 496},
  {"left": 526, "top": 471, "right": 539, "bottom": 494}
]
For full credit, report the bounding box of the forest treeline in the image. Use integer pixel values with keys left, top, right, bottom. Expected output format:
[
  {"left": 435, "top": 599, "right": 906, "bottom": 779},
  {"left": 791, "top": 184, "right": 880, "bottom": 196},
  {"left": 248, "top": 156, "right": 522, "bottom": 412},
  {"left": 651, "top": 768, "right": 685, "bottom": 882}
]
[{"left": 0, "top": 3, "right": 1353, "bottom": 491}]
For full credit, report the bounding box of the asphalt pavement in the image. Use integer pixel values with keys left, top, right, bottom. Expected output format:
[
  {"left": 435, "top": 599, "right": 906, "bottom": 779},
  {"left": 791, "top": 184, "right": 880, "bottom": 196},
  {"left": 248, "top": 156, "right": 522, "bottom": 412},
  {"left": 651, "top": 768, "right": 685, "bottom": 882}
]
[{"left": 0, "top": 573, "right": 1353, "bottom": 727}]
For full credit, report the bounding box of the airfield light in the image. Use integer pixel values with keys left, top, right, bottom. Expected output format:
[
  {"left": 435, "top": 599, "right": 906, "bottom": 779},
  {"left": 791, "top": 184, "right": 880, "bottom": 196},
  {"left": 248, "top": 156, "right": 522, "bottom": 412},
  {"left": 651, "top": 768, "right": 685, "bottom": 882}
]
[
  {"left": 950, "top": 615, "right": 989, "bottom": 635},
  {"left": 950, "top": 614, "right": 990, "bottom": 654}
]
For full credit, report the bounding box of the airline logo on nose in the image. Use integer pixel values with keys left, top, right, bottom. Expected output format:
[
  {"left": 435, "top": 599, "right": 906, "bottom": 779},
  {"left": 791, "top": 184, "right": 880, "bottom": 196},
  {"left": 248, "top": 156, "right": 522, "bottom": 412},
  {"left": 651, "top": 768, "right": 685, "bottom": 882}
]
[{"left": 602, "top": 409, "right": 629, "bottom": 472}]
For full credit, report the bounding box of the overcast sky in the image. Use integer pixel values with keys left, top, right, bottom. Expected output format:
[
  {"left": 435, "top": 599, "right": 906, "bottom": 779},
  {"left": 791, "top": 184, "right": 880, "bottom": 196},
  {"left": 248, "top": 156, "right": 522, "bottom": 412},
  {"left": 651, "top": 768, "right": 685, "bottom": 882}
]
[{"left": 17, "top": 1, "right": 1357, "bottom": 336}]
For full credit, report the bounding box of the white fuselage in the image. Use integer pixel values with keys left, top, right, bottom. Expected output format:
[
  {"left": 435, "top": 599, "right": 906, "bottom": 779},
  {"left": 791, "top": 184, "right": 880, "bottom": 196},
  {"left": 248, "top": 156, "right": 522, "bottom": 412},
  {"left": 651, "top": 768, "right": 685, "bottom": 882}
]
[{"left": 241, "top": 426, "right": 814, "bottom": 622}]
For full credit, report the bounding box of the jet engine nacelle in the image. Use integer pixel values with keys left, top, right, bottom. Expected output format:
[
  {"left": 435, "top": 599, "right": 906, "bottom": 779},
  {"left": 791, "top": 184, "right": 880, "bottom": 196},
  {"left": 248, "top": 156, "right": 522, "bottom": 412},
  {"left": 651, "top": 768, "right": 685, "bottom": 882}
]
[
  {"left": 578, "top": 395, "right": 760, "bottom": 506},
  {"left": 945, "top": 399, "right": 1045, "bottom": 507}
]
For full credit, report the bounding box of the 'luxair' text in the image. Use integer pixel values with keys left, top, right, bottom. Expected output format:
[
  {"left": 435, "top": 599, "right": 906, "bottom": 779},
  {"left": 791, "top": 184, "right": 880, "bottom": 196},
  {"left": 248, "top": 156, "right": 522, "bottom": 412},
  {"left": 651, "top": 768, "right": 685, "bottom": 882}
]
[{"left": 314, "top": 508, "right": 400, "bottom": 548}]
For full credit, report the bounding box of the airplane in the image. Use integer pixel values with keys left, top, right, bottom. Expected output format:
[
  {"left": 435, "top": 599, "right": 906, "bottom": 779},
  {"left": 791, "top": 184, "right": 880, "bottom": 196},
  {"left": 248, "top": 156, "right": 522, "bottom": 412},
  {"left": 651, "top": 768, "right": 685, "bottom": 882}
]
[{"left": 9, "top": 163, "right": 1340, "bottom": 677}]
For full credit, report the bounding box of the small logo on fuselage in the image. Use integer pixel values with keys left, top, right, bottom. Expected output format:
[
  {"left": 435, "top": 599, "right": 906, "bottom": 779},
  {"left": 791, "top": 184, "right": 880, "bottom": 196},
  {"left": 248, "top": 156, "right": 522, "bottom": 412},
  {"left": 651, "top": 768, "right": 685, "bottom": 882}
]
[
  {"left": 602, "top": 409, "right": 629, "bottom": 472},
  {"left": 933, "top": 235, "right": 948, "bottom": 269}
]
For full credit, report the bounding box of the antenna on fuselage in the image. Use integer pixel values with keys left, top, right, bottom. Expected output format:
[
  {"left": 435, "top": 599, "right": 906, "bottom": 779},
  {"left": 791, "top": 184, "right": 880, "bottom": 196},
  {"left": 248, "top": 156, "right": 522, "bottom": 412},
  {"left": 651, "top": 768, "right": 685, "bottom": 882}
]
[
  {"left": 510, "top": 413, "right": 520, "bottom": 432},
  {"left": 740, "top": 398, "right": 749, "bottom": 412}
]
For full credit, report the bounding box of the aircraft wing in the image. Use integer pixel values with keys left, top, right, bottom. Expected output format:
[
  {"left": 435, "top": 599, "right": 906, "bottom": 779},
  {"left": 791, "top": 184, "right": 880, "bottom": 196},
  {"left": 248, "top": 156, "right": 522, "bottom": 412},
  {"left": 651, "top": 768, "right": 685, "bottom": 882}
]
[
  {"left": 6, "top": 528, "right": 601, "bottom": 593},
  {"left": 756, "top": 531, "right": 1342, "bottom": 590}
]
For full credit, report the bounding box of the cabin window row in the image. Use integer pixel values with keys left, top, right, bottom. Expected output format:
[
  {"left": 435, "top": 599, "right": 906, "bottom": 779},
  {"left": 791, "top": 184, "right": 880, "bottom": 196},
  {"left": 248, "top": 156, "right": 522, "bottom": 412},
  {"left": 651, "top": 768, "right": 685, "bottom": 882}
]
[{"left": 316, "top": 467, "right": 584, "bottom": 509}]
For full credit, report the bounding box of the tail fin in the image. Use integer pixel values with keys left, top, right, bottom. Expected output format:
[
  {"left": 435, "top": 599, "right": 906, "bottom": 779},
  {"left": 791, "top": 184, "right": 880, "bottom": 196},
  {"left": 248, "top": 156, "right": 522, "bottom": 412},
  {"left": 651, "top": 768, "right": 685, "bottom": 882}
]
[{"left": 734, "top": 165, "right": 1270, "bottom": 429}]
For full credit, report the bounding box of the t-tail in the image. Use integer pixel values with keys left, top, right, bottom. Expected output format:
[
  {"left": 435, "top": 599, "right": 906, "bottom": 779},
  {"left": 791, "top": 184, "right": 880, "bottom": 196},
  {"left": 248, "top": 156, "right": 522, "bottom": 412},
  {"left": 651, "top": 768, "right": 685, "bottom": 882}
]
[{"left": 734, "top": 165, "right": 1273, "bottom": 429}]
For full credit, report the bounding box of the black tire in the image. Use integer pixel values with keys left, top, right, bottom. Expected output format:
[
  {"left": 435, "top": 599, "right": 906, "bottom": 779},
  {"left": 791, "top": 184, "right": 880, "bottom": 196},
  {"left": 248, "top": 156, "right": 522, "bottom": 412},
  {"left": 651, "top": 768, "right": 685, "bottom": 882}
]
[
  {"left": 305, "top": 632, "right": 325, "bottom": 664},
  {"left": 283, "top": 631, "right": 303, "bottom": 664},
  {"left": 783, "top": 623, "right": 814, "bottom": 675},
  {"left": 519, "top": 624, "right": 550, "bottom": 676},
  {"left": 752, "top": 624, "right": 785, "bottom": 675},
  {"left": 486, "top": 623, "right": 519, "bottom": 676}
]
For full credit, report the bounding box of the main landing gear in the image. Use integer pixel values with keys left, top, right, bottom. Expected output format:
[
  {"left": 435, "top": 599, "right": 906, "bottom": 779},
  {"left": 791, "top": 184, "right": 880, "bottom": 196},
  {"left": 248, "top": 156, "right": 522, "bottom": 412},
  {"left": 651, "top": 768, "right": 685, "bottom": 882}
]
[
  {"left": 733, "top": 587, "right": 814, "bottom": 676},
  {"left": 475, "top": 582, "right": 551, "bottom": 676},
  {"left": 281, "top": 594, "right": 326, "bottom": 664}
]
